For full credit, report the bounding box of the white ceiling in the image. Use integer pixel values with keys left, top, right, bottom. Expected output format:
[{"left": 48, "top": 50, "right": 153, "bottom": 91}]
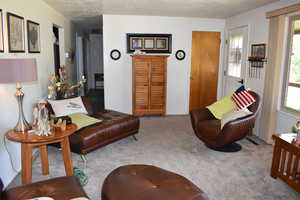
[{"left": 44, "top": 0, "right": 279, "bottom": 22}]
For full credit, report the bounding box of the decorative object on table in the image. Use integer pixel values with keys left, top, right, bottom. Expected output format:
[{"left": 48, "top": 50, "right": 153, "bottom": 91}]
[
  {"left": 0, "top": 9, "right": 4, "bottom": 52},
  {"left": 7, "top": 12, "right": 25, "bottom": 53},
  {"left": 175, "top": 50, "right": 186, "bottom": 60},
  {"left": 73, "top": 166, "right": 88, "bottom": 186},
  {"left": 110, "top": 49, "right": 121, "bottom": 60},
  {"left": 127, "top": 33, "right": 172, "bottom": 53},
  {"left": 0, "top": 58, "right": 37, "bottom": 132},
  {"left": 32, "top": 100, "right": 51, "bottom": 136},
  {"left": 47, "top": 74, "right": 87, "bottom": 100},
  {"left": 292, "top": 121, "right": 300, "bottom": 140},
  {"left": 248, "top": 43, "right": 267, "bottom": 79},
  {"left": 52, "top": 116, "right": 72, "bottom": 125},
  {"left": 27, "top": 20, "right": 40, "bottom": 53},
  {"left": 50, "top": 118, "right": 67, "bottom": 132}
]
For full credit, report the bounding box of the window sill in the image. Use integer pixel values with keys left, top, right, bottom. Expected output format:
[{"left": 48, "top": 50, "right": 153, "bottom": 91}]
[{"left": 279, "top": 107, "right": 300, "bottom": 119}]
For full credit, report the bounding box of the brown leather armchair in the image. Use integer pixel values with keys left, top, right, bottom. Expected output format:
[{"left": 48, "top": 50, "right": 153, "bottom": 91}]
[{"left": 190, "top": 91, "right": 261, "bottom": 152}]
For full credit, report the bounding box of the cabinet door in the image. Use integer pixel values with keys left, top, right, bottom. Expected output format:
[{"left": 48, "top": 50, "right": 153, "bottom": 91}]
[
  {"left": 150, "top": 58, "right": 165, "bottom": 111},
  {"left": 133, "top": 59, "right": 150, "bottom": 112}
]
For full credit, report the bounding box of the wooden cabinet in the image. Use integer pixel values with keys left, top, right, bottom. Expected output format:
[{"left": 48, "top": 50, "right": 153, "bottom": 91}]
[{"left": 131, "top": 55, "right": 168, "bottom": 116}]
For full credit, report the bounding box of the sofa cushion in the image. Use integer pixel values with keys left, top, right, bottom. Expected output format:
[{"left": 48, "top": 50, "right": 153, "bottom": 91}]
[{"left": 48, "top": 97, "right": 88, "bottom": 117}]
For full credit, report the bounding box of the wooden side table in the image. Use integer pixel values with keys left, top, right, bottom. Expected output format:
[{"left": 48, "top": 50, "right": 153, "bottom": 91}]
[
  {"left": 6, "top": 124, "right": 77, "bottom": 184},
  {"left": 271, "top": 133, "right": 300, "bottom": 192}
]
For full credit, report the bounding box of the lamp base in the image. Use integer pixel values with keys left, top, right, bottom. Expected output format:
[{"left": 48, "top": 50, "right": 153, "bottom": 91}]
[{"left": 14, "top": 84, "right": 32, "bottom": 132}]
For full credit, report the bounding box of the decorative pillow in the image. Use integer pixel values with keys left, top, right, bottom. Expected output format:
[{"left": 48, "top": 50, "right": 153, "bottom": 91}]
[
  {"left": 221, "top": 108, "right": 253, "bottom": 129},
  {"left": 231, "top": 86, "right": 256, "bottom": 110},
  {"left": 29, "top": 198, "right": 54, "bottom": 200},
  {"left": 69, "top": 113, "right": 102, "bottom": 130},
  {"left": 48, "top": 97, "right": 88, "bottom": 117},
  {"left": 206, "top": 94, "right": 237, "bottom": 120}
]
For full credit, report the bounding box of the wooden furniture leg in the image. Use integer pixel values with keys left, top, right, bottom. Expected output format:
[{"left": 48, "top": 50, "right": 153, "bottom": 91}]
[
  {"left": 271, "top": 140, "right": 281, "bottom": 179},
  {"left": 39, "top": 145, "right": 49, "bottom": 175},
  {"left": 21, "top": 144, "right": 33, "bottom": 184},
  {"left": 61, "top": 138, "right": 73, "bottom": 176}
]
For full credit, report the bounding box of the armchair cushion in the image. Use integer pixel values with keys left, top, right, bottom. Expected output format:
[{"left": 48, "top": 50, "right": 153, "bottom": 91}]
[
  {"left": 221, "top": 108, "right": 252, "bottom": 129},
  {"left": 206, "top": 94, "right": 236, "bottom": 119}
]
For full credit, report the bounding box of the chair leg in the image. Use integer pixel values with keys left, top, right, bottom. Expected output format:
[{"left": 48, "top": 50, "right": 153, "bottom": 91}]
[
  {"left": 80, "top": 154, "right": 87, "bottom": 169},
  {"left": 206, "top": 143, "right": 242, "bottom": 153},
  {"left": 133, "top": 135, "right": 138, "bottom": 141}
]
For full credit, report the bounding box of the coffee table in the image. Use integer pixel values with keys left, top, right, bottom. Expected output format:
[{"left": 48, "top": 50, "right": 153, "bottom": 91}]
[
  {"left": 271, "top": 133, "right": 300, "bottom": 192},
  {"left": 6, "top": 124, "right": 77, "bottom": 184}
]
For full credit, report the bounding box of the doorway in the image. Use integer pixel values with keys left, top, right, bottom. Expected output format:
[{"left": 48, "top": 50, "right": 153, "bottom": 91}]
[
  {"left": 53, "top": 26, "right": 60, "bottom": 77},
  {"left": 223, "top": 26, "right": 248, "bottom": 95},
  {"left": 189, "top": 31, "right": 221, "bottom": 111}
]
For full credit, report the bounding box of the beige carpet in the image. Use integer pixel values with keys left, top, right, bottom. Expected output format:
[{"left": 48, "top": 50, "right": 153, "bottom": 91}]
[{"left": 10, "top": 116, "right": 300, "bottom": 200}]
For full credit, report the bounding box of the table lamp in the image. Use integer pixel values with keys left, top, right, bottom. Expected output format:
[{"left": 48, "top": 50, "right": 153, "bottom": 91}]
[{"left": 0, "top": 58, "right": 37, "bottom": 132}]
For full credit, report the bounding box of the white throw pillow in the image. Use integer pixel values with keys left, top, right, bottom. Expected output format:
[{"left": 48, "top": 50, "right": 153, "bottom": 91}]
[
  {"left": 29, "top": 198, "right": 54, "bottom": 200},
  {"left": 221, "top": 108, "right": 253, "bottom": 129},
  {"left": 48, "top": 97, "right": 88, "bottom": 117}
]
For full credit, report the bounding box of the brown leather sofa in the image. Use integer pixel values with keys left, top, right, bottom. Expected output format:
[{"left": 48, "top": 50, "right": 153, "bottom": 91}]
[
  {"left": 190, "top": 91, "right": 261, "bottom": 152},
  {"left": 1, "top": 176, "right": 89, "bottom": 200},
  {"left": 102, "top": 165, "right": 209, "bottom": 200},
  {"left": 47, "top": 97, "right": 140, "bottom": 155}
]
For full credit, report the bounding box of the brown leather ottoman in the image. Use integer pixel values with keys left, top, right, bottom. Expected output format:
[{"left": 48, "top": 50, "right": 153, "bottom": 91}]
[
  {"left": 2, "top": 176, "right": 88, "bottom": 200},
  {"left": 69, "top": 109, "right": 140, "bottom": 155},
  {"left": 102, "top": 165, "right": 209, "bottom": 200}
]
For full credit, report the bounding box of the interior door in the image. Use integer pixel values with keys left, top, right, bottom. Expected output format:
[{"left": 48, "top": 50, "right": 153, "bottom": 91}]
[
  {"left": 223, "top": 26, "right": 248, "bottom": 95},
  {"left": 75, "top": 35, "right": 85, "bottom": 96},
  {"left": 189, "top": 31, "right": 221, "bottom": 111},
  {"left": 133, "top": 58, "right": 150, "bottom": 114}
]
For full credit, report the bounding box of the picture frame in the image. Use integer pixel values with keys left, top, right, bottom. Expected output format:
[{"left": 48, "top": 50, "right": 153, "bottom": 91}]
[
  {"left": 144, "top": 38, "right": 155, "bottom": 49},
  {"left": 27, "top": 20, "right": 40, "bottom": 53},
  {"left": 0, "top": 9, "right": 4, "bottom": 52},
  {"left": 127, "top": 33, "right": 172, "bottom": 53},
  {"left": 251, "top": 44, "right": 266, "bottom": 58},
  {"left": 7, "top": 12, "right": 25, "bottom": 53}
]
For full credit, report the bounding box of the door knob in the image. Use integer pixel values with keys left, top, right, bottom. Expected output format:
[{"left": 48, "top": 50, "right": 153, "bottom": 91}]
[{"left": 238, "top": 79, "right": 244, "bottom": 84}]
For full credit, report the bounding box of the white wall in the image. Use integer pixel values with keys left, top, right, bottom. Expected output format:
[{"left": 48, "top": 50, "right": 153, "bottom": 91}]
[
  {"left": 0, "top": 0, "right": 74, "bottom": 187},
  {"left": 103, "top": 15, "right": 225, "bottom": 115},
  {"left": 225, "top": 0, "right": 300, "bottom": 140}
]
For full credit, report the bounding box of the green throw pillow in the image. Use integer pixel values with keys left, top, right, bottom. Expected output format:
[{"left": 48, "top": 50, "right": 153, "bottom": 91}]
[
  {"left": 206, "top": 94, "right": 237, "bottom": 120},
  {"left": 69, "top": 113, "right": 102, "bottom": 130}
]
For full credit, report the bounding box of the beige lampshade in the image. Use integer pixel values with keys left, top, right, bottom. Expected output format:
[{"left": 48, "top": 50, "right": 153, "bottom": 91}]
[{"left": 0, "top": 58, "right": 37, "bottom": 83}]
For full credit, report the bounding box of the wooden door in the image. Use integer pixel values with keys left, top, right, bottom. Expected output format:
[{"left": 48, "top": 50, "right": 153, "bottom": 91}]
[
  {"left": 150, "top": 57, "right": 166, "bottom": 113},
  {"left": 133, "top": 58, "right": 150, "bottom": 114},
  {"left": 189, "top": 31, "right": 221, "bottom": 111}
]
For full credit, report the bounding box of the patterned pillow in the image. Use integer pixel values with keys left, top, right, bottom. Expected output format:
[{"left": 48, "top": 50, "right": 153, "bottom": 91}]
[{"left": 231, "top": 86, "right": 256, "bottom": 110}]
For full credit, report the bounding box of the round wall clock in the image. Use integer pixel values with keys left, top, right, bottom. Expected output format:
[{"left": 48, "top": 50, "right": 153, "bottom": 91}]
[
  {"left": 175, "top": 50, "right": 186, "bottom": 60},
  {"left": 110, "top": 49, "right": 121, "bottom": 60}
]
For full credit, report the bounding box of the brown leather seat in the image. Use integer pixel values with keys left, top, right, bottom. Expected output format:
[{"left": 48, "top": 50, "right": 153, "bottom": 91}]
[
  {"left": 102, "top": 165, "right": 209, "bottom": 200},
  {"left": 2, "top": 176, "right": 88, "bottom": 200},
  {"left": 47, "top": 97, "right": 140, "bottom": 154},
  {"left": 190, "top": 91, "right": 261, "bottom": 152}
]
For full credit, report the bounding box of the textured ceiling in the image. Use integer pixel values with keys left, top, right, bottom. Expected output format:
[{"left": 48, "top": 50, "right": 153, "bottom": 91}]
[{"left": 44, "top": 0, "right": 279, "bottom": 22}]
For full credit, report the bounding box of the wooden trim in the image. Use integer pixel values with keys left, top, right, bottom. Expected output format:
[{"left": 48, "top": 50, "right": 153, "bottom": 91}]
[
  {"left": 267, "top": 3, "right": 300, "bottom": 19},
  {"left": 289, "top": 82, "right": 300, "bottom": 88},
  {"left": 130, "top": 55, "right": 169, "bottom": 58}
]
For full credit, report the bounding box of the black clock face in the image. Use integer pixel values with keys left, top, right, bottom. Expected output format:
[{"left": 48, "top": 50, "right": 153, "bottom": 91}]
[
  {"left": 110, "top": 49, "right": 121, "bottom": 60},
  {"left": 175, "top": 50, "right": 185, "bottom": 60}
]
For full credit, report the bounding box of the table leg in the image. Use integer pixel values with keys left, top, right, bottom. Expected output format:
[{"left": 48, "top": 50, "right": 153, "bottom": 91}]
[
  {"left": 39, "top": 145, "right": 49, "bottom": 175},
  {"left": 21, "top": 143, "right": 32, "bottom": 184},
  {"left": 61, "top": 137, "right": 73, "bottom": 176}
]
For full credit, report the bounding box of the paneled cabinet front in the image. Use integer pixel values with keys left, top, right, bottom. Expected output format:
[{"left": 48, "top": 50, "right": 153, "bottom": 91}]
[{"left": 132, "top": 55, "right": 168, "bottom": 116}]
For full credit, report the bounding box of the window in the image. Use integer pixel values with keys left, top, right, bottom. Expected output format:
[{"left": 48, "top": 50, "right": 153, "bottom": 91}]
[
  {"left": 227, "top": 34, "right": 244, "bottom": 77},
  {"left": 283, "top": 16, "right": 300, "bottom": 112}
]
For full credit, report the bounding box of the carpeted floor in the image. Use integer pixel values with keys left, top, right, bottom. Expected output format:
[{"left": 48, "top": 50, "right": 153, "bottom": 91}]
[{"left": 10, "top": 116, "right": 300, "bottom": 200}]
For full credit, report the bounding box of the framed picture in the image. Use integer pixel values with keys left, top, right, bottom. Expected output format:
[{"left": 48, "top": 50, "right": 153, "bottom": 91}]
[
  {"left": 27, "top": 20, "right": 40, "bottom": 53},
  {"left": 0, "top": 9, "right": 4, "bottom": 52},
  {"left": 7, "top": 12, "right": 25, "bottom": 53},
  {"left": 131, "top": 37, "right": 143, "bottom": 49},
  {"left": 144, "top": 38, "right": 154, "bottom": 49},
  {"left": 251, "top": 44, "right": 266, "bottom": 58},
  {"left": 156, "top": 38, "right": 168, "bottom": 50},
  {"left": 127, "top": 33, "right": 172, "bottom": 53}
]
